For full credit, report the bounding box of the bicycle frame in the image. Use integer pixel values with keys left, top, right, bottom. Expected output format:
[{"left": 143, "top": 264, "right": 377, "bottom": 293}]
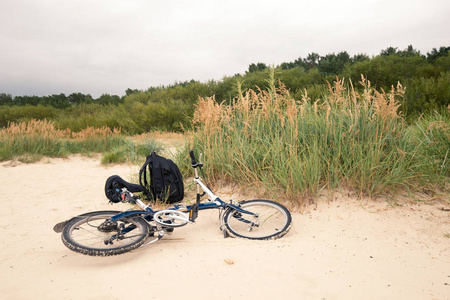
[
  {"left": 103, "top": 171, "right": 257, "bottom": 246},
  {"left": 109, "top": 165, "right": 257, "bottom": 226}
]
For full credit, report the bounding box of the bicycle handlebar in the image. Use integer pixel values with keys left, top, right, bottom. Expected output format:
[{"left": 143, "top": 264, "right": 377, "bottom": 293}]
[
  {"left": 189, "top": 150, "right": 197, "bottom": 166},
  {"left": 189, "top": 150, "right": 203, "bottom": 168}
]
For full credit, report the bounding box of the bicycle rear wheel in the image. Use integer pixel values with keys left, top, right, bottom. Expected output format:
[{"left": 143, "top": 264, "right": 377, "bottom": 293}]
[
  {"left": 224, "top": 200, "right": 291, "bottom": 240},
  {"left": 62, "top": 211, "right": 149, "bottom": 256}
]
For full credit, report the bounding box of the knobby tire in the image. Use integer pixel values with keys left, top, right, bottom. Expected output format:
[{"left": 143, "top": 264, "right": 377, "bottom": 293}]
[{"left": 62, "top": 211, "right": 149, "bottom": 256}]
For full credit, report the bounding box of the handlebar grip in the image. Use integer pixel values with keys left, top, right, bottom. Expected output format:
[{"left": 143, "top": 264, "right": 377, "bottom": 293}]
[{"left": 189, "top": 150, "right": 197, "bottom": 166}]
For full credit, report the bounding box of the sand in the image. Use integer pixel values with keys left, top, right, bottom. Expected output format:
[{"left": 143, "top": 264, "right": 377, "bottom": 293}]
[{"left": 0, "top": 156, "right": 449, "bottom": 300}]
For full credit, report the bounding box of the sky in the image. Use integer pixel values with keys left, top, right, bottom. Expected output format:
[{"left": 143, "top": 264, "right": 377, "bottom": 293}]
[{"left": 1, "top": 0, "right": 449, "bottom": 98}]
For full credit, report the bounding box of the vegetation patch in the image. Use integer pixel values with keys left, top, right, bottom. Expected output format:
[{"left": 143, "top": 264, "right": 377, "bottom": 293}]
[
  {"left": 0, "top": 119, "right": 162, "bottom": 164},
  {"left": 188, "top": 71, "right": 449, "bottom": 205}
]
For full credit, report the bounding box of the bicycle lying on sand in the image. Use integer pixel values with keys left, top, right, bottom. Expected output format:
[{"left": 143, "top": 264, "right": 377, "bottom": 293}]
[{"left": 55, "top": 150, "right": 292, "bottom": 256}]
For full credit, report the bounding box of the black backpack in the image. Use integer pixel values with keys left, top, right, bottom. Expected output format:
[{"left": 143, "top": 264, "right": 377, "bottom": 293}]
[{"left": 139, "top": 152, "right": 184, "bottom": 204}]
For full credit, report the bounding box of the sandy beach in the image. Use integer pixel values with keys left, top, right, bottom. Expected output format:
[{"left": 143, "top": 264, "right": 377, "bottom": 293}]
[{"left": 0, "top": 156, "right": 449, "bottom": 300}]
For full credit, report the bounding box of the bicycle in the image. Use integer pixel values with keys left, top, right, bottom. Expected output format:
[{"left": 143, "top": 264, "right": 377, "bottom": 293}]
[{"left": 56, "top": 150, "right": 292, "bottom": 256}]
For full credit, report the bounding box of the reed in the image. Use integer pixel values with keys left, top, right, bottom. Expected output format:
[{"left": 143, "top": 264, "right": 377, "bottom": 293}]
[{"left": 190, "top": 71, "right": 446, "bottom": 204}]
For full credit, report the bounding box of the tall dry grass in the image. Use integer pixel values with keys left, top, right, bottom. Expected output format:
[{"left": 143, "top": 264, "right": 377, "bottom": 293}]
[
  {"left": 0, "top": 119, "right": 125, "bottom": 162},
  {"left": 189, "top": 71, "right": 445, "bottom": 204}
]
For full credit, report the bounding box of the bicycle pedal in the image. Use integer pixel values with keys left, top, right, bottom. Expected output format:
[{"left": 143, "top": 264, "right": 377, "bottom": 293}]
[{"left": 189, "top": 203, "right": 199, "bottom": 222}]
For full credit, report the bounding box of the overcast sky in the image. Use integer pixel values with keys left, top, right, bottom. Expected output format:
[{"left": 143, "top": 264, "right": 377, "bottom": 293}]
[{"left": 1, "top": 0, "right": 449, "bottom": 98}]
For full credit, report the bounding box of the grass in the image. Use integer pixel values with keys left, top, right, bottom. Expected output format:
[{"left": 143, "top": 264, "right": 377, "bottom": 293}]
[
  {"left": 188, "top": 71, "right": 450, "bottom": 205},
  {"left": 411, "top": 109, "right": 450, "bottom": 177},
  {"left": 0, "top": 119, "right": 163, "bottom": 164},
  {"left": 100, "top": 139, "right": 163, "bottom": 164}
]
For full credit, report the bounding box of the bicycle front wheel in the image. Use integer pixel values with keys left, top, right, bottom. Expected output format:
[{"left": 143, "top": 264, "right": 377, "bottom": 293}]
[
  {"left": 62, "top": 211, "right": 149, "bottom": 256},
  {"left": 224, "top": 200, "right": 292, "bottom": 240}
]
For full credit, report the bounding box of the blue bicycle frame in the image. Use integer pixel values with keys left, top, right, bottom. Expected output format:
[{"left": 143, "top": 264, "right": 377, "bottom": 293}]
[
  {"left": 107, "top": 155, "right": 258, "bottom": 241},
  {"left": 109, "top": 197, "right": 254, "bottom": 222}
]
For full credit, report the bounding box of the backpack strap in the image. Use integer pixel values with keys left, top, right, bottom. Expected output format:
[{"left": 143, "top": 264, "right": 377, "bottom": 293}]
[{"left": 138, "top": 153, "right": 154, "bottom": 200}]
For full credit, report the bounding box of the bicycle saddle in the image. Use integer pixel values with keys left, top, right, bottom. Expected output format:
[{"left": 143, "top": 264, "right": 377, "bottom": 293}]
[{"left": 105, "top": 175, "right": 146, "bottom": 203}]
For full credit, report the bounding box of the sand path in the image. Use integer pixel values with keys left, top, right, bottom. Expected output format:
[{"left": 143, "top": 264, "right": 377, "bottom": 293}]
[{"left": 1, "top": 157, "right": 449, "bottom": 300}]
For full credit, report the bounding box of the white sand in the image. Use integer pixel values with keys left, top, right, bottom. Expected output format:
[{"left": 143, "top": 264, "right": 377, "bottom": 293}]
[{"left": 0, "top": 156, "right": 449, "bottom": 300}]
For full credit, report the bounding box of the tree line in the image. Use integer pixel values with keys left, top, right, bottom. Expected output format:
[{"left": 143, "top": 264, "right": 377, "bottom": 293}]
[
  {"left": 1, "top": 45, "right": 449, "bottom": 133},
  {"left": 0, "top": 93, "right": 123, "bottom": 109}
]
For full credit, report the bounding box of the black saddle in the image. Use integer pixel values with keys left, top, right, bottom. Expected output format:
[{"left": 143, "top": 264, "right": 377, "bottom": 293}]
[{"left": 104, "top": 175, "right": 146, "bottom": 203}]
